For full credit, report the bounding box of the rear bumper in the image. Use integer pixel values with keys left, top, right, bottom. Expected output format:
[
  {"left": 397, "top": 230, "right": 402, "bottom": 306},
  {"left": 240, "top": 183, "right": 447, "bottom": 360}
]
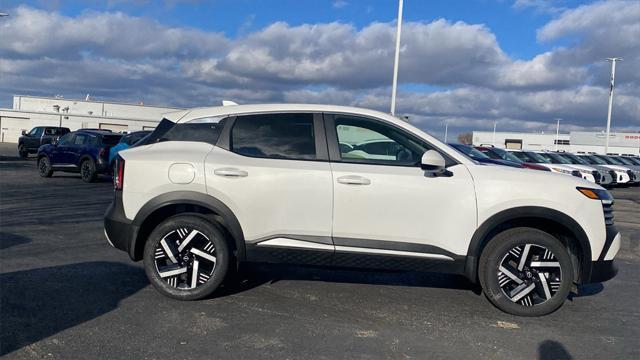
[{"left": 104, "top": 191, "right": 139, "bottom": 259}]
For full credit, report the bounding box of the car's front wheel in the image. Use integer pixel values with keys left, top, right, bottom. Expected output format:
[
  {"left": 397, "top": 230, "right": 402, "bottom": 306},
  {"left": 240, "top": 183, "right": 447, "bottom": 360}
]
[
  {"left": 479, "top": 227, "right": 574, "bottom": 316},
  {"left": 18, "top": 144, "right": 28, "bottom": 158},
  {"left": 38, "top": 156, "right": 53, "bottom": 178},
  {"left": 143, "top": 214, "right": 230, "bottom": 300}
]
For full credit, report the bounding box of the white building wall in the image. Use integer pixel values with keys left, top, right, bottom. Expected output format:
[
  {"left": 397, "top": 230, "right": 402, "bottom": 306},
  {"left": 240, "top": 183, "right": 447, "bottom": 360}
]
[
  {"left": 1, "top": 95, "right": 185, "bottom": 143},
  {"left": 472, "top": 131, "right": 639, "bottom": 155}
]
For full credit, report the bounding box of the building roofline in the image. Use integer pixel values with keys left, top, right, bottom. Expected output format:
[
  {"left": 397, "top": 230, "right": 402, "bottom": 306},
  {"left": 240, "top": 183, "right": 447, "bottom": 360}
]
[
  {"left": 12, "top": 94, "right": 186, "bottom": 111},
  {"left": 0, "top": 107, "right": 164, "bottom": 123}
]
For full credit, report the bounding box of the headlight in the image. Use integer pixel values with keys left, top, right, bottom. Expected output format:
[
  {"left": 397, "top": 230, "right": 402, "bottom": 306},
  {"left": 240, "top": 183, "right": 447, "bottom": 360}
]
[
  {"left": 551, "top": 167, "right": 572, "bottom": 174},
  {"left": 577, "top": 187, "right": 613, "bottom": 202}
]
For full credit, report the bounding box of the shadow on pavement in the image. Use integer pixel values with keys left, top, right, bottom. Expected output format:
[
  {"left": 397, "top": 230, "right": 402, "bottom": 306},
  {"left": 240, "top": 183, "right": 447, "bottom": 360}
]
[
  {"left": 217, "top": 262, "right": 478, "bottom": 297},
  {"left": 0, "top": 232, "right": 31, "bottom": 250},
  {"left": 538, "top": 340, "right": 572, "bottom": 359},
  {"left": 0, "top": 261, "right": 147, "bottom": 356}
]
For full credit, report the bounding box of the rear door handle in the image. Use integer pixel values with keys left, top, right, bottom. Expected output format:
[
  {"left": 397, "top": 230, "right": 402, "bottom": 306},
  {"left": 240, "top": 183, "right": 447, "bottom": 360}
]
[
  {"left": 337, "top": 175, "right": 371, "bottom": 185},
  {"left": 214, "top": 168, "right": 248, "bottom": 177}
]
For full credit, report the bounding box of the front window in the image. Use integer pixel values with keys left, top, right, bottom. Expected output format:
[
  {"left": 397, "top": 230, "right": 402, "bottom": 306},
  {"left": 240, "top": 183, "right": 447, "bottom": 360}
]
[
  {"left": 29, "top": 127, "right": 44, "bottom": 137},
  {"left": 334, "top": 115, "right": 426, "bottom": 166},
  {"left": 231, "top": 113, "right": 316, "bottom": 160}
]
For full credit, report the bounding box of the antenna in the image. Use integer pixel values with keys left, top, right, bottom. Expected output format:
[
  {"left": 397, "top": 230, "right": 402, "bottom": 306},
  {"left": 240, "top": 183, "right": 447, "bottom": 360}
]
[{"left": 222, "top": 100, "right": 238, "bottom": 106}]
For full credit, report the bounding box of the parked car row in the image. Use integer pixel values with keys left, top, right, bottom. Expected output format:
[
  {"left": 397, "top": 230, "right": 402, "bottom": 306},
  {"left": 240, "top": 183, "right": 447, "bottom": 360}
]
[
  {"left": 448, "top": 143, "right": 640, "bottom": 188},
  {"left": 24, "top": 127, "right": 151, "bottom": 182}
]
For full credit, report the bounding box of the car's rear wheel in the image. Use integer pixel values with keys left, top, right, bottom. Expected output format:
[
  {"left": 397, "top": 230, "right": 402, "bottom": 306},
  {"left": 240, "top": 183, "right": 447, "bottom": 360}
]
[
  {"left": 143, "top": 214, "right": 230, "bottom": 300},
  {"left": 18, "top": 145, "right": 28, "bottom": 158},
  {"left": 38, "top": 156, "right": 53, "bottom": 177},
  {"left": 479, "top": 227, "right": 573, "bottom": 316},
  {"left": 80, "top": 159, "right": 97, "bottom": 183}
]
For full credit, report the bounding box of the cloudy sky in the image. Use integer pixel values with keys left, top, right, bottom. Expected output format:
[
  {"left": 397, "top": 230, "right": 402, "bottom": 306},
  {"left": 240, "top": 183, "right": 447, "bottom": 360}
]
[{"left": 0, "top": 0, "right": 638, "bottom": 139}]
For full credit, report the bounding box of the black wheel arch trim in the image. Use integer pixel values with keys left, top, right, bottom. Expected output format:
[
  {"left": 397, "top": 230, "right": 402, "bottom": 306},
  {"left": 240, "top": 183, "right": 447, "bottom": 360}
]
[
  {"left": 130, "top": 191, "right": 246, "bottom": 261},
  {"left": 464, "top": 206, "right": 593, "bottom": 284}
]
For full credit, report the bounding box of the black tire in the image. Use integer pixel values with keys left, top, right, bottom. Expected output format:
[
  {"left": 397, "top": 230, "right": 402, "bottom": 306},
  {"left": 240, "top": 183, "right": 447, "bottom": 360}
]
[
  {"left": 479, "top": 227, "right": 573, "bottom": 316},
  {"left": 18, "top": 144, "right": 28, "bottom": 158},
  {"left": 80, "top": 159, "right": 97, "bottom": 183},
  {"left": 37, "top": 156, "right": 53, "bottom": 178},
  {"left": 143, "top": 214, "right": 230, "bottom": 300}
]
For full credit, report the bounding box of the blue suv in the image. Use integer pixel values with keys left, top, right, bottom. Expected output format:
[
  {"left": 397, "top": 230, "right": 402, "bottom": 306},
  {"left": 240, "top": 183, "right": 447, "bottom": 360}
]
[{"left": 37, "top": 130, "right": 122, "bottom": 182}]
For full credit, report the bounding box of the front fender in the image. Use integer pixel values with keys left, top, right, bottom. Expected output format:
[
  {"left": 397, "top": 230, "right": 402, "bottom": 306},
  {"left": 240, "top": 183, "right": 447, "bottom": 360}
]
[{"left": 464, "top": 206, "right": 592, "bottom": 283}]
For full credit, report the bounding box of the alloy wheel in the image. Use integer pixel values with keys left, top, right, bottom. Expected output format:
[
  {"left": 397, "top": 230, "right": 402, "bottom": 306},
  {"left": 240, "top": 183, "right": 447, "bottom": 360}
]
[
  {"left": 153, "top": 227, "right": 217, "bottom": 289},
  {"left": 81, "top": 162, "right": 92, "bottom": 180},
  {"left": 497, "top": 244, "right": 562, "bottom": 307},
  {"left": 39, "top": 158, "right": 49, "bottom": 176}
]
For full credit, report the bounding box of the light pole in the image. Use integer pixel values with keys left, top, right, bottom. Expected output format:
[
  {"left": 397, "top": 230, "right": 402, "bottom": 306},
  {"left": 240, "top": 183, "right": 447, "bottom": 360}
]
[
  {"left": 555, "top": 118, "right": 561, "bottom": 151},
  {"left": 605, "top": 57, "right": 622, "bottom": 154},
  {"left": 492, "top": 120, "right": 497, "bottom": 146},
  {"left": 390, "top": 0, "right": 403, "bottom": 116},
  {"left": 444, "top": 120, "right": 449, "bottom": 143}
]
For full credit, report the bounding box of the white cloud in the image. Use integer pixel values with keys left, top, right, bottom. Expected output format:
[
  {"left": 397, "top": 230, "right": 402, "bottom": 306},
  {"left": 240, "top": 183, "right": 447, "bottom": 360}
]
[
  {"left": 332, "top": 1, "right": 348, "bottom": 9},
  {"left": 0, "top": 3, "right": 638, "bottom": 135}
]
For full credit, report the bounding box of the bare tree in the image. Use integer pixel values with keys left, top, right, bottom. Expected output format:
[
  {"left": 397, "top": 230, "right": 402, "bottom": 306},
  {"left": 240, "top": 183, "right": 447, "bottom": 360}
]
[{"left": 457, "top": 132, "right": 473, "bottom": 145}]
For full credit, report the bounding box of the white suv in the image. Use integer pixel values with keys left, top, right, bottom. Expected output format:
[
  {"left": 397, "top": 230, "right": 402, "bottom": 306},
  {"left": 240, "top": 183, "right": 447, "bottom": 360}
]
[{"left": 104, "top": 104, "right": 619, "bottom": 316}]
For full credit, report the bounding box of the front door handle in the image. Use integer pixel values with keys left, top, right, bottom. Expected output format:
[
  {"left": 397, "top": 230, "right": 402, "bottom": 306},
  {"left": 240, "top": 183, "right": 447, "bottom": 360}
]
[
  {"left": 337, "top": 175, "right": 371, "bottom": 185},
  {"left": 214, "top": 168, "right": 248, "bottom": 177}
]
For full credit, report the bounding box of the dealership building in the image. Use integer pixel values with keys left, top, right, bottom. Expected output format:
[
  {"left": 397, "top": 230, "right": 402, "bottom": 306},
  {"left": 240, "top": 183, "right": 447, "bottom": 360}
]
[
  {"left": 0, "top": 95, "right": 184, "bottom": 143},
  {"left": 472, "top": 130, "right": 640, "bottom": 155}
]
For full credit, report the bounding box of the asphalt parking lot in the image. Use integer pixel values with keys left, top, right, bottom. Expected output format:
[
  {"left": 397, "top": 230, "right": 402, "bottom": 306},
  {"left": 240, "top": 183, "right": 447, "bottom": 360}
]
[{"left": 1, "top": 143, "right": 639, "bottom": 359}]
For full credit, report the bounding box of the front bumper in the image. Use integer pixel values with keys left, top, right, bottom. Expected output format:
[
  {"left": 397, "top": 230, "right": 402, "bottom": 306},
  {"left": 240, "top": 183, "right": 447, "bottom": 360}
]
[
  {"left": 582, "top": 225, "right": 620, "bottom": 284},
  {"left": 104, "top": 191, "right": 139, "bottom": 259}
]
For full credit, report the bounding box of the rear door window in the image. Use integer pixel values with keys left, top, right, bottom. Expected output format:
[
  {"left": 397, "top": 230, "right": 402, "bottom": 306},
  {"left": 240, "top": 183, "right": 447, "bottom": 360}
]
[{"left": 231, "top": 113, "right": 316, "bottom": 160}]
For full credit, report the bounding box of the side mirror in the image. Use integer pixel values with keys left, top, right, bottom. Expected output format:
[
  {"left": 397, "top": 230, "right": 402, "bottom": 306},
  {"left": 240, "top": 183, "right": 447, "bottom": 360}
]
[
  {"left": 421, "top": 150, "right": 446, "bottom": 175},
  {"left": 51, "top": 137, "right": 59, "bottom": 146},
  {"left": 21, "top": 130, "right": 27, "bottom": 135}
]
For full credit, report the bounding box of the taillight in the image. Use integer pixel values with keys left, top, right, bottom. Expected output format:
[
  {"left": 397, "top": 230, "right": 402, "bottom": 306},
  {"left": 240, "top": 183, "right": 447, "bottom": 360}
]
[{"left": 114, "top": 157, "right": 125, "bottom": 190}]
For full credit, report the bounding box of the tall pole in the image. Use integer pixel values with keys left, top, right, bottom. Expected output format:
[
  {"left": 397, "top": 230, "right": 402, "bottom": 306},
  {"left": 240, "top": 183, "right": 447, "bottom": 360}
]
[
  {"left": 492, "top": 120, "right": 497, "bottom": 146},
  {"left": 555, "top": 118, "right": 561, "bottom": 151},
  {"left": 390, "top": 0, "right": 403, "bottom": 116},
  {"left": 444, "top": 120, "right": 448, "bottom": 143},
  {"left": 605, "top": 57, "right": 622, "bottom": 154}
]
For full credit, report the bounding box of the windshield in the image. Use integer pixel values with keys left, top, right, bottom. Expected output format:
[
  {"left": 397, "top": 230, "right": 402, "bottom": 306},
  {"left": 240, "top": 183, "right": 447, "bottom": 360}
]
[
  {"left": 560, "top": 153, "right": 589, "bottom": 165},
  {"left": 509, "top": 151, "right": 533, "bottom": 162},
  {"left": 626, "top": 157, "right": 640, "bottom": 165},
  {"left": 451, "top": 144, "right": 490, "bottom": 159},
  {"left": 581, "top": 155, "right": 607, "bottom": 165},
  {"left": 615, "top": 157, "right": 635, "bottom": 166},
  {"left": 523, "top": 151, "right": 550, "bottom": 163},
  {"left": 596, "top": 155, "right": 622, "bottom": 165},
  {"left": 490, "top": 148, "right": 523, "bottom": 163},
  {"left": 542, "top": 153, "right": 572, "bottom": 164}
]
